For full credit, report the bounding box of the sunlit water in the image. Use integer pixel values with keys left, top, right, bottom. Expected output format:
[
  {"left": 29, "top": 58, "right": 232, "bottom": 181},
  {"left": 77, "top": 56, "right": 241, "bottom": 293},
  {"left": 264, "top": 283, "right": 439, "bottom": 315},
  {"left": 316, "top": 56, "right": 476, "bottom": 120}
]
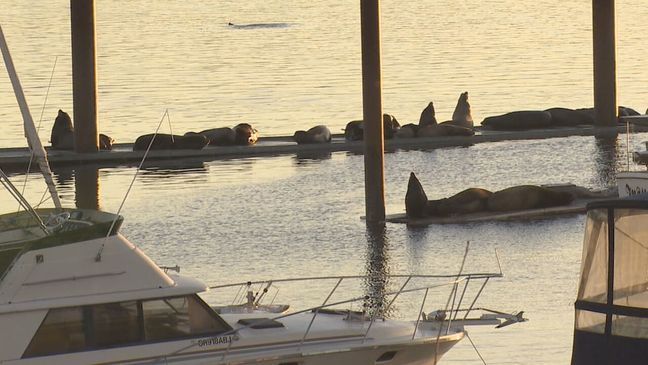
[
  {"left": 1, "top": 0, "right": 647, "bottom": 147},
  {"left": 4, "top": 132, "right": 648, "bottom": 364},
  {"left": 2, "top": 1, "right": 648, "bottom": 364}
]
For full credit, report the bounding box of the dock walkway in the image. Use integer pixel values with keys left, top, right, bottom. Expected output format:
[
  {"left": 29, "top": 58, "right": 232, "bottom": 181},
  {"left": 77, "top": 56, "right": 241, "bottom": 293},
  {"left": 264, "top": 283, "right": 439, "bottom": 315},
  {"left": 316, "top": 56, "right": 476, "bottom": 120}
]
[{"left": 1, "top": 123, "right": 647, "bottom": 171}]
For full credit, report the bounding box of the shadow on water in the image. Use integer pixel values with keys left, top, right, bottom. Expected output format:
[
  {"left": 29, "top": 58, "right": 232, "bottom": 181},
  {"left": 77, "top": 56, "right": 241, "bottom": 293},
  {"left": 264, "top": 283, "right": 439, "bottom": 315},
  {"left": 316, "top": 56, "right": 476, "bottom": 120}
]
[
  {"left": 363, "top": 222, "right": 391, "bottom": 318},
  {"left": 593, "top": 133, "right": 619, "bottom": 187}
]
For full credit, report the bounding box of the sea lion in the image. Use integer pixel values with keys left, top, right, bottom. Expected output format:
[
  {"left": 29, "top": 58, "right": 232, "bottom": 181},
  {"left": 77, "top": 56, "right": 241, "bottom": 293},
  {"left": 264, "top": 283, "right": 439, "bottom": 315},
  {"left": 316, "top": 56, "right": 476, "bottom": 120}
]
[
  {"left": 395, "top": 123, "right": 419, "bottom": 138},
  {"left": 383, "top": 114, "right": 401, "bottom": 139},
  {"left": 233, "top": 123, "right": 258, "bottom": 145},
  {"left": 133, "top": 133, "right": 208, "bottom": 151},
  {"left": 481, "top": 111, "right": 553, "bottom": 130},
  {"left": 486, "top": 185, "right": 573, "bottom": 212},
  {"left": 190, "top": 127, "right": 236, "bottom": 146},
  {"left": 544, "top": 107, "right": 594, "bottom": 126},
  {"left": 405, "top": 172, "right": 429, "bottom": 218},
  {"left": 344, "top": 120, "right": 364, "bottom": 141},
  {"left": 50, "top": 109, "right": 74, "bottom": 150},
  {"left": 417, "top": 123, "right": 474, "bottom": 137},
  {"left": 99, "top": 134, "right": 114, "bottom": 150},
  {"left": 293, "top": 125, "right": 332, "bottom": 144},
  {"left": 344, "top": 114, "right": 400, "bottom": 141},
  {"left": 438, "top": 188, "right": 492, "bottom": 215},
  {"left": 450, "top": 92, "right": 473, "bottom": 129},
  {"left": 419, "top": 102, "right": 437, "bottom": 127}
]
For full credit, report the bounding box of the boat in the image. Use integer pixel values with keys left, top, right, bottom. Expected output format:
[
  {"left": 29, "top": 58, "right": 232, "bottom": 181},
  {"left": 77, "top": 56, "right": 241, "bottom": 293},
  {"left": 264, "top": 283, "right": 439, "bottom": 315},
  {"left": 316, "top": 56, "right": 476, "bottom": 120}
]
[
  {"left": 571, "top": 194, "right": 648, "bottom": 364},
  {"left": 616, "top": 171, "right": 648, "bottom": 197},
  {"left": 0, "top": 25, "right": 525, "bottom": 365}
]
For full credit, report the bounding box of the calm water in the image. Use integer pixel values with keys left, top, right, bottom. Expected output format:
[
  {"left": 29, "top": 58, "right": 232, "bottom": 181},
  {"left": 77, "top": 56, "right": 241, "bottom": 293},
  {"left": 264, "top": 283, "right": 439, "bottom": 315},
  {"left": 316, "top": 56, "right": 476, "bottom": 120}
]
[
  {"left": 2, "top": 1, "right": 648, "bottom": 364},
  {"left": 4, "top": 132, "right": 648, "bottom": 364},
  {"left": 1, "top": 0, "right": 648, "bottom": 147}
]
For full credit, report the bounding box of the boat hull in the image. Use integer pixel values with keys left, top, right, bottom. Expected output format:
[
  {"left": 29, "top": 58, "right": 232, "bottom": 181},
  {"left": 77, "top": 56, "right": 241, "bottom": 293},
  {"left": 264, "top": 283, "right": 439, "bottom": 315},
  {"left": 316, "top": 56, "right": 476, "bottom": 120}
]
[{"left": 616, "top": 171, "right": 648, "bottom": 198}]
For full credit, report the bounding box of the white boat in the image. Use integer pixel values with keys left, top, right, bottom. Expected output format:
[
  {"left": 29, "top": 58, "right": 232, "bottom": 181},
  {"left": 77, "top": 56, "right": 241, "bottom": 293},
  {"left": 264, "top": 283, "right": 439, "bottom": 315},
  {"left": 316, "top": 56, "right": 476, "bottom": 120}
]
[
  {"left": 0, "top": 24, "right": 524, "bottom": 365},
  {"left": 571, "top": 195, "right": 648, "bottom": 364},
  {"left": 616, "top": 171, "right": 648, "bottom": 198}
]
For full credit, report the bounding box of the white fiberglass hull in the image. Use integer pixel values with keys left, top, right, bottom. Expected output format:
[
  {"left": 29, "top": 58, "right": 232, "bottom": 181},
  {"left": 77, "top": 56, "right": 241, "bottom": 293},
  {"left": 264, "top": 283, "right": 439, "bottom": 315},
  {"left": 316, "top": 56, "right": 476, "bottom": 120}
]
[{"left": 617, "top": 171, "right": 648, "bottom": 198}]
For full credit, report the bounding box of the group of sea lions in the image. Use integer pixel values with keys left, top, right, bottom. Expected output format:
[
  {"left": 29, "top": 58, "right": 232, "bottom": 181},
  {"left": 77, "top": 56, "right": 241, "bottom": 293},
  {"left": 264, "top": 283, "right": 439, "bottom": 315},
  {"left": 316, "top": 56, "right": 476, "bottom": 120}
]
[
  {"left": 50, "top": 110, "right": 114, "bottom": 151},
  {"left": 133, "top": 123, "right": 260, "bottom": 151},
  {"left": 482, "top": 106, "right": 642, "bottom": 131},
  {"left": 405, "top": 172, "right": 575, "bottom": 219},
  {"left": 341, "top": 92, "right": 476, "bottom": 141}
]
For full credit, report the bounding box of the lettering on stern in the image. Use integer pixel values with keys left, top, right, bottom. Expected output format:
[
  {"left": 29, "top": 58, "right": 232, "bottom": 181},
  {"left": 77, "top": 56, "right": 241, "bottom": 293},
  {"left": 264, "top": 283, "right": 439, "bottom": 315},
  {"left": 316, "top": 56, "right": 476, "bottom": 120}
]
[{"left": 194, "top": 335, "right": 234, "bottom": 347}]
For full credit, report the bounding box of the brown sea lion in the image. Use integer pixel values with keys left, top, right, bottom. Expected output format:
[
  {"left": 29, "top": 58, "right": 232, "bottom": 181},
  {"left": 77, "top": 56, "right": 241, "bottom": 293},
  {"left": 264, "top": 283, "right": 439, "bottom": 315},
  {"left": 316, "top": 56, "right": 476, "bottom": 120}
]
[
  {"left": 405, "top": 172, "right": 429, "bottom": 218},
  {"left": 99, "top": 134, "right": 114, "bottom": 150},
  {"left": 383, "top": 114, "right": 401, "bottom": 139},
  {"left": 293, "top": 125, "right": 332, "bottom": 144},
  {"left": 487, "top": 185, "right": 573, "bottom": 212},
  {"left": 50, "top": 109, "right": 74, "bottom": 150},
  {"left": 419, "top": 102, "right": 437, "bottom": 127},
  {"left": 417, "top": 123, "right": 474, "bottom": 137},
  {"left": 233, "top": 123, "right": 258, "bottom": 145},
  {"left": 395, "top": 123, "right": 419, "bottom": 138},
  {"left": 482, "top": 111, "right": 553, "bottom": 130},
  {"left": 133, "top": 133, "right": 208, "bottom": 151},
  {"left": 450, "top": 91, "right": 473, "bottom": 129},
  {"left": 438, "top": 188, "right": 492, "bottom": 215},
  {"left": 544, "top": 108, "right": 594, "bottom": 126},
  {"left": 193, "top": 127, "right": 236, "bottom": 146},
  {"left": 344, "top": 120, "right": 364, "bottom": 141}
]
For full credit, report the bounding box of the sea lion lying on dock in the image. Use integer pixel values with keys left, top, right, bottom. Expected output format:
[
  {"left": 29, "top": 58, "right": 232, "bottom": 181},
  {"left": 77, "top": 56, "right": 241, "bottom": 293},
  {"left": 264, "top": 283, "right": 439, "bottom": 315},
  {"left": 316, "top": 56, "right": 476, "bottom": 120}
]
[
  {"left": 344, "top": 114, "right": 400, "bottom": 141},
  {"left": 544, "top": 108, "right": 594, "bottom": 126},
  {"left": 191, "top": 127, "right": 236, "bottom": 146},
  {"left": 293, "top": 125, "right": 332, "bottom": 144},
  {"left": 233, "top": 123, "right": 258, "bottom": 145},
  {"left": 50, "top": 109, "right": 74, "bottom": 150},
  {"left": 99, "top": 134, "right": 114, "bottom": 150},
  {"left": 395, "top": 123, "right": 419, "bottom": 138},
  {"left": 482, "top": 111, "right": 553, "bottom": 130},
  {"left": 133, "top": 133, "right": 208, "bottom": 151},
  {"left": 417, "top": 123, "right": 474, "bottom": 137},
  {"left": 405, "top": 172, "right": 575, "bottom": 218},
  {"left": 486, "top": 185, "right": 573, "bottom": 212}
]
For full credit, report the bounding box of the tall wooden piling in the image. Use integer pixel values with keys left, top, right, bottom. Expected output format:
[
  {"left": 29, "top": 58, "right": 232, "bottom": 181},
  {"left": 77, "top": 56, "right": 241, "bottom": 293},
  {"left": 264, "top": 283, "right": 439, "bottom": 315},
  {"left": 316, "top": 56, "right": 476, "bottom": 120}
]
[
  {"left": 592, "top": 0, "right": 617, "bottom": 126},
  {"left": 360, "top": 0, "right": 386, "bottom": 223},
  {"left": 70, "top": 0, "right": 99, "bottom": 152}
]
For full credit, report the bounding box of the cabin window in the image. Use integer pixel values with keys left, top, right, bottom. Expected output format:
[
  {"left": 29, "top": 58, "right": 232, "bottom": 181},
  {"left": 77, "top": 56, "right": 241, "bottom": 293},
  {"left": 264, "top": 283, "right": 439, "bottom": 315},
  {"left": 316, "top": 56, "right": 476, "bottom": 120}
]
[
  {"left": 612, "top": 209, "right": 648, "bottom": 309},
  {"left": 91, "top": 301, "right": 141, "bottom": 347},
  {"left": 23, "top": 307, "right": 86, "bottom": 357},
  {"left": 142, "top": 295, "right": 230, "bottom": 341},
  {"left": 574, "top": 309, "right": 606, "bottom": 334}
]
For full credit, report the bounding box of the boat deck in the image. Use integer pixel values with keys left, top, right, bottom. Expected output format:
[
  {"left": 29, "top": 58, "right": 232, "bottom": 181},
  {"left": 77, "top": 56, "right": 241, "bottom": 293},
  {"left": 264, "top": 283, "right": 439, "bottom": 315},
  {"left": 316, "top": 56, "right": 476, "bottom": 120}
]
[{"left": 1, "top": 124, "right": 645, "bottom": 171}]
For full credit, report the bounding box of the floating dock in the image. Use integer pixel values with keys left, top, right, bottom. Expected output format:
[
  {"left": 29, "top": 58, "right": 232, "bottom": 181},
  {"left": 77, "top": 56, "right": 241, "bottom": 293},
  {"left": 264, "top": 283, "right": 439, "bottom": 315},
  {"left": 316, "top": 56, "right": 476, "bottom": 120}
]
[
  {"left": 385, "top": 197, "right": 609, "bottom": 226},
  {"left": 1, "top": 123, "right": 647, "bottom": 172}
]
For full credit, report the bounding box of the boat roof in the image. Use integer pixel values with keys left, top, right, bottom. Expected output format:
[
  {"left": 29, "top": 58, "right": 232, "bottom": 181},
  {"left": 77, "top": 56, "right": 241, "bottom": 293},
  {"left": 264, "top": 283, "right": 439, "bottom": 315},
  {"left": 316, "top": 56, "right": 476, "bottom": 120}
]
[{"left": 586, "top": 193, "right": 648, "bottom": 210}]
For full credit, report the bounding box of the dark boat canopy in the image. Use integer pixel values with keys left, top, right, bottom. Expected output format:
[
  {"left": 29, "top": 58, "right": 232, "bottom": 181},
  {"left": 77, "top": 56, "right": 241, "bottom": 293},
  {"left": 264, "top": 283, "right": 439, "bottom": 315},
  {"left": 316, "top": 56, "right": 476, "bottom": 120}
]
[{"left": 572, "top": 195, "right": 648, "bottom": 364}]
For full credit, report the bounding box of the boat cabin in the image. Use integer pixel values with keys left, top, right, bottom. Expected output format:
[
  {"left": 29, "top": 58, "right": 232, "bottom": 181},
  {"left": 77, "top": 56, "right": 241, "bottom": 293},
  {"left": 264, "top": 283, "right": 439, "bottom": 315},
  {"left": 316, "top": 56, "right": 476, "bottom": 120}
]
[{"left": 572, "top": 195, "right": 648, "bottom": 364}]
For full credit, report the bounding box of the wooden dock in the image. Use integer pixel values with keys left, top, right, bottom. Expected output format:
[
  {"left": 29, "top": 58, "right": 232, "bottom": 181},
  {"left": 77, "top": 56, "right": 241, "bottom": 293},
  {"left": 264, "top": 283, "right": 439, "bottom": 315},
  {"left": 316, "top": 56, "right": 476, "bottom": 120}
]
[
  {"left": 1, "top": 124, "right": 646, "bottom": 171},
  {"left": 385, "top": 197, "right": 608, "bottom": 226}
]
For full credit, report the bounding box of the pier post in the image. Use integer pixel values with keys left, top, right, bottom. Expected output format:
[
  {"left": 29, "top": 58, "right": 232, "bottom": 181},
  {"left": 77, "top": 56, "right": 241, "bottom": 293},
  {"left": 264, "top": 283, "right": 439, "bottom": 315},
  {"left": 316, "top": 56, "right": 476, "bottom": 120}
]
[
  {"left": 70, "top": 0, "right": 99, "bottom": 152},
  {"left": 592, "top": 0, "right": 617, "bottom": 126},
  {"left": 360, "top": 0, "right": 386, "bottom": 223}
]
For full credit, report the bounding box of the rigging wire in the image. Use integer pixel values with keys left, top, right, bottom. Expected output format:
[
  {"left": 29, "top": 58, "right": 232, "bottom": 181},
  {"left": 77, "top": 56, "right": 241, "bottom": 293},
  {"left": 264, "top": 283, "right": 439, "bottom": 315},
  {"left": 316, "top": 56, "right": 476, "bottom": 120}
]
[
  {"left": 94, "top": 109, "right": 169, "bottom": 262},
  {"left": 17, "top": 57, "right": 58, "bottom": 214}
]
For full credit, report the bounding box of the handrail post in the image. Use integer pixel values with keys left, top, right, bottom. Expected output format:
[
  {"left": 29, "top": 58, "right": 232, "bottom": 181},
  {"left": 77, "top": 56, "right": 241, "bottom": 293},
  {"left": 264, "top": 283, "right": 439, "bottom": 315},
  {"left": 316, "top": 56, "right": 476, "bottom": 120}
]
[
  {"left": 301, "top": 277, "right": 344, "bottom": 345},
  {"left": 412, "top": 288, "right": 429, "bottom": 340}
]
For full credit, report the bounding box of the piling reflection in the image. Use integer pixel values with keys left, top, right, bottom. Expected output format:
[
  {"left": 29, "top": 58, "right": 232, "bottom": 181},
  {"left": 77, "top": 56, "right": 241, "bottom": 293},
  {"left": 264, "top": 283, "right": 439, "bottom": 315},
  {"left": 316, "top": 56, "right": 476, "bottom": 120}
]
[
  {"left": 363, "top": 222, "right": 391, "bottom": 318},
  {"left": 593, "top": 134, "right": 619, "bottom": 187},
  {"left": 74, "top": 166, "right": 101, "bottom": 210},
  {"left": 292, "top": 151, "right": 332, "bottom": 164}
]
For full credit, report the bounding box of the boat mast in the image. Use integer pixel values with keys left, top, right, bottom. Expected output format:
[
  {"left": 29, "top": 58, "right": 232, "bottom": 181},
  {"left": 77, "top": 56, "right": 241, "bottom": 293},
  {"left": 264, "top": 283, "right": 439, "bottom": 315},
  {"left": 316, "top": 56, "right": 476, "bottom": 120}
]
[{"left": 0, "top": 25, "right": 62, "bottom": 210}]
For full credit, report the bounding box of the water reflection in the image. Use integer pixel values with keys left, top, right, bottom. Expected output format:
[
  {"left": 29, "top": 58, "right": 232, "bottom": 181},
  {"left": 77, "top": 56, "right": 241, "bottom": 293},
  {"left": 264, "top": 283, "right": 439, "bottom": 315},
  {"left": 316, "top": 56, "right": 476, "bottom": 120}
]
[
  {"left": 363, "top": 222, "right": 391, "bottom": 317},
  {"left": 593, "top": 134, "right": 620, "bottom": 187},
  {"left": 292, "top": 151, "right": 332, "bottom": 164}
]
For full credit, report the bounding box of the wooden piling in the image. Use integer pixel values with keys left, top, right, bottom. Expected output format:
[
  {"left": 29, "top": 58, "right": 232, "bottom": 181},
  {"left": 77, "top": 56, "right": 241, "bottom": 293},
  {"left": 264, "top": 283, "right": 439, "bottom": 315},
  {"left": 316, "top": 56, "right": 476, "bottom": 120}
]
[
  {"left": 70, "top": 0, "right": 99, "bottom": 152},
  {"left": 592, "top": 0, "right": 618, "bottom": 126},
  {"left": 360, "top": 0, "right": 386, "bottom": 223}
]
